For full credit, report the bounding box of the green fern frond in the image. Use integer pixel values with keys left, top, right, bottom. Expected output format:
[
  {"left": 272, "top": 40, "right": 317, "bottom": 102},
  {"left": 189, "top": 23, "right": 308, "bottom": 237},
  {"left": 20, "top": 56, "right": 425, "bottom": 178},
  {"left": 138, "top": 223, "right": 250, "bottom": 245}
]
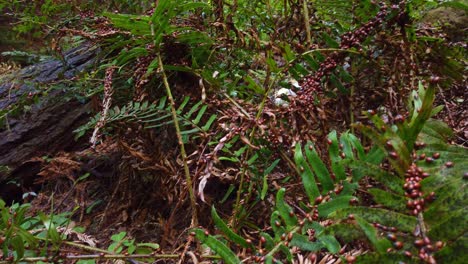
[{"left": 74, "top": 97, "right": 216, "bottom": 143}]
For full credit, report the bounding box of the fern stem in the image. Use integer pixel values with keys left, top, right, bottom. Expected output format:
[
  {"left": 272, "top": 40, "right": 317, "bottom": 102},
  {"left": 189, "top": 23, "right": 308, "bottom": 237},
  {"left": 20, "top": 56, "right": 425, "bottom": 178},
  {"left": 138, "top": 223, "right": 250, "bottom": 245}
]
[
  {"left": 157, "top": 54, "right": 198, "bottom": 228},
  {"left": 302, "top": 0, "right": 312, "bottom": 47}
]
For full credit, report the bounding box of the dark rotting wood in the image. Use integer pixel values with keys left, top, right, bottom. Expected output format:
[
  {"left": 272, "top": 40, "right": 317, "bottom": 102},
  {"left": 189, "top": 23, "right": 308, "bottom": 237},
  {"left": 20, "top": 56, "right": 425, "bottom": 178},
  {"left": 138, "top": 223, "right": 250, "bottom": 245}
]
[{"left": 0, "top": 43, "right": 100, "bottom": 186}]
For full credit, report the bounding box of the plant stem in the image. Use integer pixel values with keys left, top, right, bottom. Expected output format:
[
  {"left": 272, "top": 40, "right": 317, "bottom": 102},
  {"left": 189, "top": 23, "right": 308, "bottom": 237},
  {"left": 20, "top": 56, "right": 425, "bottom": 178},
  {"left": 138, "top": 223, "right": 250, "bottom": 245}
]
[
  {"left": 231, "top": 72, "right": 282, "bottom": 228},
  {"left": 157, "top": 54, "right": 198, "bottom": 228},
  {"left": 302, "top": 0, "right": 312, "bottom": 47}
]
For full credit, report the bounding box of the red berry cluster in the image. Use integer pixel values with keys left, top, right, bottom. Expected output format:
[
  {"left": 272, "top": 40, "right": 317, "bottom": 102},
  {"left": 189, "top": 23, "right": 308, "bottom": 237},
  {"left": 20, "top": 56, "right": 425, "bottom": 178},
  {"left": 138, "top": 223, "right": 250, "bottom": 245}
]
[
  {"left": 413, "top": 237, "right": 443, "bottom": 264},
  {"left": 295, "top": 4, "right": 390, "bottom": 109},
  {"left": 404, "top": 163, "right": 434, "bottom": 216}
]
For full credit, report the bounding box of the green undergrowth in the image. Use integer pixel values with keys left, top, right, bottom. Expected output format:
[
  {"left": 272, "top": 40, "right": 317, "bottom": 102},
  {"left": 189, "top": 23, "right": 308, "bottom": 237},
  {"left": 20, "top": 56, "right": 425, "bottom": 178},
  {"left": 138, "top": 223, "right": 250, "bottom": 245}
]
[
  {"left": 194, "top": 82, "right": 467, "bottom": 263},
  {"left": 1, "top": 0, "right": 467, "bottom": 263}
]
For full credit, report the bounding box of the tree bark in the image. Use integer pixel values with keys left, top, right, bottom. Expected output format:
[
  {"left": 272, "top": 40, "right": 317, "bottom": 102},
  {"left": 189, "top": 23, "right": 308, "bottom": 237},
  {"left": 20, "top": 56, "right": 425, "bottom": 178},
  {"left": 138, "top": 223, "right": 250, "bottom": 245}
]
[{"left": 0, "top": 43, "right": 99, "bottom": 183}]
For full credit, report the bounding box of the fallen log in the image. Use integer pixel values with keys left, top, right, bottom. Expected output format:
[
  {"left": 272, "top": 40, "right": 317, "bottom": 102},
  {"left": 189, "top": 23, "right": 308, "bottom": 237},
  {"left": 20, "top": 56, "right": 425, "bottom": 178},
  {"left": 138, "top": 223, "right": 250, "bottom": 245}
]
[{"left": 0, "top": 43, "right": 99, "bottom": 203}]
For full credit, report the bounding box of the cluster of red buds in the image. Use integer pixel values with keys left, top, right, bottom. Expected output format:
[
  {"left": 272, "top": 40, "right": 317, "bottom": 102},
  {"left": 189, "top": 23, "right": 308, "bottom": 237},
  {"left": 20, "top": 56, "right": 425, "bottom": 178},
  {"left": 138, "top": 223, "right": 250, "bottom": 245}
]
[
  {"left": 294, "top": 3, "right": 391, "bottom": 109},
  {"left": 404, "top": 163, "right": 434, "bottom": 216},
  {"left": 413, "top": 236, "right": 443, "bottom": 264}
]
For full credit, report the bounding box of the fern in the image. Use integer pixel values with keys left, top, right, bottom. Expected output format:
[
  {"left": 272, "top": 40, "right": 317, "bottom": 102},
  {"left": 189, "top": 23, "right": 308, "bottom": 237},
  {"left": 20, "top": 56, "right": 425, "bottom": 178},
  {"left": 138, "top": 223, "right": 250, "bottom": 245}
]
[
  {"left": 196, "top": 80, "right": 466, "bottom": 263},
  {"left": 196, "top": 130, "right": 382, "bottom": 261},
  {"left": 74, "top": 97, "right": 216, "bottom": 143},
  {"left": 340, "top": 81, "right": 468, "bottom": 263}
]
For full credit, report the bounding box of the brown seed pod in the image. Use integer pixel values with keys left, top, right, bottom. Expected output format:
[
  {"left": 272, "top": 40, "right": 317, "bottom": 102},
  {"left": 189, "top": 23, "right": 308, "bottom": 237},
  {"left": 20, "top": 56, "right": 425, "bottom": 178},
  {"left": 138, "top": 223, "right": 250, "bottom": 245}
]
[
  {"left": 345, "top": 255, "right": 356, "bottom": 263},
  {"left": 423, "top": 236, "right": 431, "bottom": 245},
  {"left": 445, "top": 161, "right": 454, "bottom": 168},
  {"left": 432, "top": 152, "right": 440, "bottom": 159},
  {"left": 315, "top": 195, "right": 323, "bottom": 204},
  {"left": 387, "top": 233, "right": 397, "bottom": 241},
  {"left": 386, "top": 140, "right": 393, "bottom": 149},
  {"left": 414, "top": 239, "right": 425, "bottom": 248},
  {"left": 425, "top": 157, "right": 434, "bottom": 163},
  {"left": 394, "top": 241, "right": 404, "bottom": 249}
]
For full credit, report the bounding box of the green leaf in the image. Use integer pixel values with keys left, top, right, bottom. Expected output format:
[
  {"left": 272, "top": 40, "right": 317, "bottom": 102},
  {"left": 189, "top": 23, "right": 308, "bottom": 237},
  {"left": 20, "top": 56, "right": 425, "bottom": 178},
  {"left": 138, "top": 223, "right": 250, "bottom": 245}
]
[
  {"left": 318, "top": 196, "right": 353, "bottom": 217},
  {"left": 276, "top": 188, "right": 298, "bottom": 228},
  {"left": 211, "top": 206, "right": 252, "bottom": 249},
  {"left": 368, "top": 188, "right": 406, "bottom": 211},
  {"left": 294, "top": 143, "right": 320, "bottom": 201},
  {"left": 111, "top": 232, "right": 127, "bottom": 242},
  {"left": 322, "top": 32, "right": 340, "bottom": 48},
  {"left": 328, "top": 131, "right": 346, "bottom": 180},
  {"left": 350, "top": 161, "right": 404, "bottom": 194},
  {"left": 318, "top": 235, "right": 341, "bottom": 254},
  {"left": 104, "top": 13, "right": 152, "bottom": 35},
  {"left": 332, "top": 207, "right": 417, "bottom": 232},
  {"left": 435, "top": 235, "right": 467, "bottom": 263},
  {"left": 355, "top": 216, "right": 391, "bottom": 253},
  {"left": 290, "top": 234, "right": 323, "bottom": 251},
  {"left": 428, "top": 209, "right": 468, "bottom": 241},
  {"left": 202, "top": 114, "right": 217, "bottom": 131},
  {"left": 304, "top": 142, "right": 334, "bottom": 192},
  {"left": 11, "top": 235, "right": 25, "bottom": 260},
  {"left": 260, "top": 232, "right": 275, "bottom": 250},
  {"left": 324, "top": 223, "right": 365, "bottom": 243},
  {"left": 137, "top": 242, "right": 160, "bottom": 250},
  {"left": 194, "top": 229, "right": 240, "bottom": 264}
]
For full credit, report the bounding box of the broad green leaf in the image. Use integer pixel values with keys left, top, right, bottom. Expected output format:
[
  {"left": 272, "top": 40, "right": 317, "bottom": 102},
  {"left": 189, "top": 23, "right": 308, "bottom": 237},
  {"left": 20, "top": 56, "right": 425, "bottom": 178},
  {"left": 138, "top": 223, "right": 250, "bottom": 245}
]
[
  {"left": 290, "top": 234, "right": 323, "bottom": 251},
  {"left": 428, "top": 209, "right": 467, "bottom": 241},
  {"left": 294, "top": 143, "right": 320, "bottom": 201},
  {"left": 355, "top": 216, "right": 391, "bottom": 253},
  {"left": 324, "top": 223, "right": 365, "bottom": 243},
  {"left": 211, "top": 206, "right": 252, "bottom": 249},
  {"left": 11, "top": 236, "right": 25, "bottom": 260},
  {"left": 111, "top": 232, "right": 127, "bottom": 242},
  {"left": 318, "top": 235, "right": 340, "bottom": 254},
  {"left": 318, "top": 196, "right": 353, "bottom": 217},
  {"left": 304, "top": 142, "right": 334, "bottom": 192},
  {"left": 194, "top": 229, "right": 240, "bottom": 264},
  {"left": 435, "top": 235, "right": 467, "bottom": 263},
  {"left": 328, "top": 131, "right": 346, "bottom": 180},
  {"left": 260, "top": 232, "right": 275, "bottom": 250},
  {"left": 368, "top": 188, "right": 406, "bottom": 211},
  {"left": 276, "top": 188, "right": 298, "bottom": 228},
  {"left": 332, "top": 207, "right": 417, "bottom": 232},
  {"left": 350, "top": 161, "right": 404, "bottom": 194}
]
